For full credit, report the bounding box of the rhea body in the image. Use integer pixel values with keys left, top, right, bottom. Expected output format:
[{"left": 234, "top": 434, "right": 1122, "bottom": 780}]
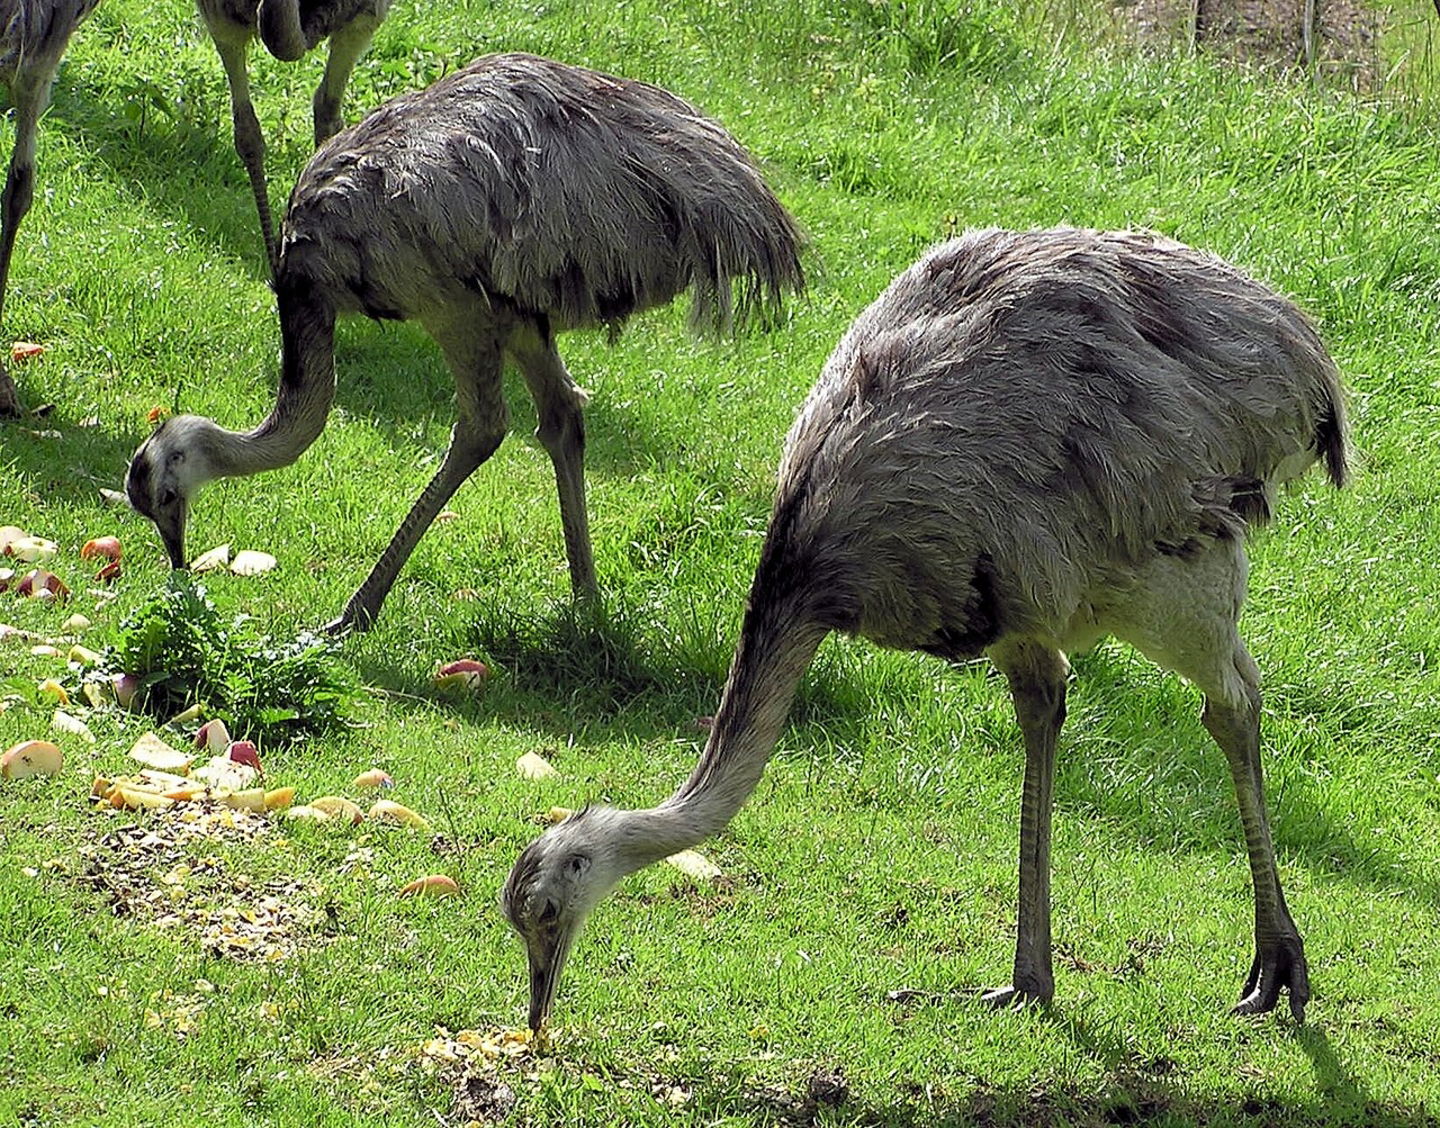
[
  {"left": 197, "top": 0, "right": 390, "bottom": 274},
  {"left": 125, "top": 52, "right": 803, "bottom": 633},
  {"left": 0, "top": 0, "right": 99, "bottom": 417},
  {"left": 503, "top": 227, "right": 1347, "bottom": 1031}
]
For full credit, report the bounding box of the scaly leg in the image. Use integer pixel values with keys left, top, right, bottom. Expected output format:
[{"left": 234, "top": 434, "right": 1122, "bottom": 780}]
[
  {"left": 312, "top": 17, "right": 380, "bottom": 145},
  {"left": 1202, "top": 659, "right": 1309, "bottom": 1020},
  {"left": 0, "top": 72, "right": 53, "bottom": 417},
  {"left": 983, "top": 640, "right": 1070, "bottom": 1007},
  {"left": 207, "top": 24, "right": 278, "bottom": 277},
  {"left": 326, "top": 327, "right": 507, "bottom": 634},
  {"left": 509, "top": 326, "right": 598, "bottom": 599}
]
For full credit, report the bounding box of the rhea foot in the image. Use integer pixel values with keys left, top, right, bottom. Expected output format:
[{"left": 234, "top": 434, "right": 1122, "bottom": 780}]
[
  {"left": 980, "top": 983, "right": 1051, "bottom": 1009},
  {"left": 1233, "top": 935, "right": 1309, "bottom": 1021}
]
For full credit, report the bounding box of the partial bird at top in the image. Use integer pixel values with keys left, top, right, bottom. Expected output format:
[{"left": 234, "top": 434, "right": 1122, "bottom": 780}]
[
  {"left": 126, "top": 52, "right": 805, "bottom": 632},
  {"left": 196, "top": 0, "right": 390, "bottom": 277},
  {"left": 0, "top": 0, "right": 100, "bottom": 417}
]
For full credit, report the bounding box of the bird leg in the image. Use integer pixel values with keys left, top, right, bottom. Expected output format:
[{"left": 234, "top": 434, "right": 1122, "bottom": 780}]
[
  {"left": 206, "top": 25, "right": 279, "bottom": 277},
  {"left": 983, "top": 641, "right": 1069, "bottom": 1008},
  {"left": 0, "top": 72, "right": 51, "bottom": 418},
  {"left": 326, "top": 334, "right": 507, "bottom": 635},
  {"left": 312, "top": 18, "right": 381, "bottom": 146},
  {"left": 511, "top": 330, "right": 598, "bottom": 599},
  {"left": 1201, "top": 671, "right": 1309, "bottom": 1021}
]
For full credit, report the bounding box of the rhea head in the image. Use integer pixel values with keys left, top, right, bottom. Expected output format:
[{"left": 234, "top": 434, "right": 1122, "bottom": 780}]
[
  {"left": 501, "top": 806, "right": 653, "bottom": 1033},
  {"left": 125, "top": 415, "right": 227, "bottom": 570}
]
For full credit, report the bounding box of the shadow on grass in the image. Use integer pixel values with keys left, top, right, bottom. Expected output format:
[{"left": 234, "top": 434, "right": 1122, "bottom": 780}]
[{"left": 671, "top": 1018, "right": 1422, "bottom": 1128}]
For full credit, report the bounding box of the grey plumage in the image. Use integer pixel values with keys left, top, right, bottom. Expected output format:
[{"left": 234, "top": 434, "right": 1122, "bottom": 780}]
[
  {"left": 126, "top": 52, "right": 805, "bottom": 633},
  {"left": 0, "top": 0, "right": 99, "bottom": 417},
  {"left": 196, "top": 0, "right": 389, "bottom": 275},
  {"left": 504, "top": 226, "right": 1346, "bottom": 1031}
]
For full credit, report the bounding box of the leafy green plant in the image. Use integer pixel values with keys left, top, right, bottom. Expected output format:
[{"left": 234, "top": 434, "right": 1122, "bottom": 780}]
[{"left": 94, "top": 573, "right": 355, "bottom": 741}]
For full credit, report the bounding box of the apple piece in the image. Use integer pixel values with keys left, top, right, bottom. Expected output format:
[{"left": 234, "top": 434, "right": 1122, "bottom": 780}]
[
  {"left": 37, "top": 679, "right": 70, "bottom": 706},
  {"left": 63, "top": 613, "right": 92, "bottom": 633},
  {"left": 399, "top": 875, "right": 460, "bottom": 898},
  {"left": 263, "top": 786, "right": 295, "bottom": 811},
  {"left": 544, "top": 806, "right": 574, "bottom": 824},
  {"left": 1, "top": 739, "right": 63, "bottom": 779},
  {"left": 433, "top": 658, "right": 490, "bottom": 693},
  {"left": 128, "top": 732, "right": 194, "bottom": 774},
  {"left": 80, "top": 537, "right": 122, "bottom": 563},
  {"left": 94, "top": 560, "right": 121, "bottom": 584},
  {"left": 112, "top": 674, "right": 140, "bottom": 711},
  {"left": 189, "top": 544, "right": 231, "bottom": 573},
  {"left": 516, "top": 751, "right": 558, "bottom": 781},
  {"left": 17, "top": 568, "right": 68, "bottom": 600},
  {"left": 193, "top": 719, "right": 231, "bottom": 755},
  {"left": 225, "top": 740, "right": 263, "bottom": 774},
  {"left": 10, "top": 341, "right": 44, "bottom": 363},
  {"left": 112, "top": 785, "right": 175, "bottom": 811},
  {"left": 310, "top": 796, "right": 364, "bottom": 824},
  {"left": 29, "top": 644, "right": 61, "bottom": 658},
  {"left": 193, "top": 753, "right": 257, "bottom": 792},
  {"left": 229, "top": 550, "right": 277, "bottom": 576},
  {"left": 0, "top": 525, "right": 26, "bottom": 553},
  {"left": 664, "top": 849, "right": 722, "bottom": 881},
  {"left": 168, "top": 703, "right": 204, "bottom": 725},
  {"left": 219, "top": 788, "right": 268, "bottom": 814},
  {"left": 53, "top": 709, "right": 96, "bottom": 744},
  {"left": 91, "top": 775, "right": 112, "bottom": 798},
  {"left": 368, "top": 799, "right": 432, "bottom": 832},
  {"left": 9, "top": 537, "right": 58, "bottom": 563},
  {"left": 352, "top": 768, "right": 394, "bottom": 790},
  {"left": 67, "top": 644, "right": 102, "bottom": 667},
  {"left": 285, "top": 805, "right": 332, "bottom": 824}
]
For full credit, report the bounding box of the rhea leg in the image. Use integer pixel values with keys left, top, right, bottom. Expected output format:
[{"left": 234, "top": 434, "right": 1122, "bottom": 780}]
[
  {"left": 326, "top": 329, "right": 507, "bottom": 634},
  {"left": 509, "top": 326, "right": 598, "bottom": 598},
  {"left": 1111, "top": 541, "right": 1308, "bottom": 1019},
  {"left": 983, "top": 639, "right": 1070, "bottom": 1007},
  {"left": 0, "top": 72, "right": 53, "bottom": 417},
  {"left": 206, "top": 21, "right": 278, "bottom": 277},
  {"left": 312, "top": 17, "right": 381, "bottom": 145}
]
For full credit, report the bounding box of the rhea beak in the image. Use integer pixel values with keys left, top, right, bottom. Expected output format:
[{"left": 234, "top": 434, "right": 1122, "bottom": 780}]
[
  {"left": 155, "top": 501, "right": 189, "bottom": 571},
  {"left": 525, "top": 927, "right": 575, "bottom": 1035}
]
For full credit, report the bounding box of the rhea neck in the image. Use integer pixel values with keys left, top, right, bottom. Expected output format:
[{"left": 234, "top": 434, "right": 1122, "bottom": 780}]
[
  {"left": 197, "top": 285, "right": 338, "bottom": 479},
  {"left": 597, "top": 600, "right": 830, "bottom": 872}
]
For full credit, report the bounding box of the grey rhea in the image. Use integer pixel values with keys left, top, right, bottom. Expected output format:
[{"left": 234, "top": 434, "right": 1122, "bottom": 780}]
[
  {"left": 0, "top": 0, "right": 99, "bottom": 417},
  {"left": 196, "top": 0, "right": 390, "bottom": 276},
  {"left": 503, "top": 226, "right": 1347, "bottom": 1032},
  {"left": 125, "top": 52, "right": 805, "bottom": 633}
]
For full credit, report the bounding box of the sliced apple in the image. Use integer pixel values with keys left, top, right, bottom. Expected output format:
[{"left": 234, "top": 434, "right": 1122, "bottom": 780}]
[
  {"left": 263, "top": 786, "right": 295, "bottom": 811},
  {"left": 516, "top": 751, "right": 558, "bottom": 781},
  {"left": 399, "top": 874, "right": 460, "bottom": 898},
  {"left": 189, "top": 544, "right": 231, "bottom": 573},
  {"left": 368, "top": 799, "right": 432, "bottom": 832},
  {"left": 0, "top": 525, "right": 26, "bottom": 554},
  {"left": 53, "top": 709, "right": 96, "bottom": 744},
  {"left": 37, "top": 679, "right": 70, "bottom": 706},
  {"left": 67, "top": 644, "right": 102, "bottom": 667},
  {"left": 352, "top": 768, "right": 393, "bottom": 790},
  {"left": 9, "top": 537, "right": 58, "bottom": 563},
  {"left": 112, "top": 785, "right": 175, "bottom": 811},
  {"left": 664, "top": 849, "right": 723, "bottom": 881},
  {"left": 63, "top": 613, "right": 92, "bottom": 634},
  {"left": 193, "top": 753, "right": 257, "bottom": 792},
  {"left": 311, "top": 796, "right": 363, "bottom": 825},
  {"left": 433, "top": 658, "right": 490, "bottom": 693},
  {"left": 219, "top": 788, "right": 268, "bottom": 814},
  {"left": 544, "top": 806, "right": 574, "bottom": 824},
  {"left": 229, "top": 550, "right": 277, "bottom": 576},
  {"left": 129, "top": 732, "right": 193, "bottom": 773},
  {"left": 17, "top": 568, "right": 68, "bottom": 600},
  {"left": 1, "top": 739, "right": 63, "bottom": 779},
  {"left": 285, "top": 805, "right": 332, "bottom": 824},
  {"left": 225, "top": 740, "right": 263, "bottom": 774},
  {"left": 80, "top": 536, "right": 122, "bottom": 563}
]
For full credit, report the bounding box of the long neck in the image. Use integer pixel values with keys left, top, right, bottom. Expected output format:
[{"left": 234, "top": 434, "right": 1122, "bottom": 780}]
[
  {"left": 211, "top": 287, "right": 337, "bottom": 477},
  {"left": 643, "top": 594, "right": 829, "bottom": 852}
]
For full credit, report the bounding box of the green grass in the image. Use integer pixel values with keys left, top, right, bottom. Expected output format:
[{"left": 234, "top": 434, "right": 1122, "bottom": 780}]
[{"left": 3, "top": 0, "right": 1440, "bottom": 1124}]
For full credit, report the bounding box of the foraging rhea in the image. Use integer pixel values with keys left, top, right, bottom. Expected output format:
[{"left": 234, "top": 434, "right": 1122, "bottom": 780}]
[
  {"left": 0, "top": 0, "right": 100, "bottom": 417},
  {"left": 504, "top": 227, "right": 1347, "bottom": 1031},
  {"left": 126, "top": 52, "right": 804, "bottom": 633},
  {"left": 196, "top": 0, "right": 390, "bottom": 274}
]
